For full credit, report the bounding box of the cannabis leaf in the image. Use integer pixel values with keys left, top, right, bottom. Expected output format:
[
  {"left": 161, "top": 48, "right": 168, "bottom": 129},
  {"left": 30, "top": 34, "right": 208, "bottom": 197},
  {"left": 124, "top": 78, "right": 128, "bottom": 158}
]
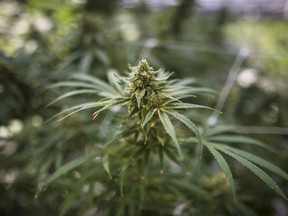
[{"left": 200, "top": 125, "right": 288, "bottom": 200}]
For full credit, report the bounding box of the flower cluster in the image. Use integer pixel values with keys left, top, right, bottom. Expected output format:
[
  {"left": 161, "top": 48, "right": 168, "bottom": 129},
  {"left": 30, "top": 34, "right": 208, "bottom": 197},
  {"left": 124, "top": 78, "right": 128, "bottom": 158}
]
[{"left": 127, "top": 59, "right": 165, "bottom": 112}]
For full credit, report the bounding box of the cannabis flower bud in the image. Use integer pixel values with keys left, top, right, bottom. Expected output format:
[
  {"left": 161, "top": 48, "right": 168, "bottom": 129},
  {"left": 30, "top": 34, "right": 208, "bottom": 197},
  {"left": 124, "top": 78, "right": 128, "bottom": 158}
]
[{"left": 128, "top": 59, "right": 164, "bottom": 111}]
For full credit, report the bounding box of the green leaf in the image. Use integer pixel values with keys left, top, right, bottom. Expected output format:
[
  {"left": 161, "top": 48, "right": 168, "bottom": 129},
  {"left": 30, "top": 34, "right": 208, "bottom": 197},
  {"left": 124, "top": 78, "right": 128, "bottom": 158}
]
[
  {"left": 71, "top": 73, "right": 116, "bottom": 93},
  {"left": 102, "top": 154, "right": 112, "bottom": 179},
  {"left": 166, "top": 86, "right": 216, "bottom": 96},
  {"left": 45, "top": 101, "right": 100, "bottom": 122},
  {"left": 208, "top": 135, "right": 276, "bottom": 152},
  {"left": 159, "top": 92, "right": 182, "bottom": 104},
  {"left": 57, "top": 51, "right": 81, "bottom": 70},
  {"left": 203, "top": 125, "right": 234, "bottom": 137},
  {"left": 41, "top": 150, "right": 99, "bottom": 190},
  {"left": 180, "top": 137, "right": 199, "bottom": 144},
  {"left": 46, "top": 89, "right": 99, "bottom": 107},
  {"left": 204, "top": 141, "right": 236, "bottom": 200},
  {"left": 166, "top": 102, "right": 218, "bottom": 112},
  {"left": 163, "top": 146, "right": 181, "bottom": 166},
  {"left": 80, "top": 52, "right": 93, "bottom": 73},
  {"left": 102, "top": 208, "right": 111, "bottom": 216},
  {"left": 115, "top": 205, "right": 125, "bottom": 216},
  {"left": 37, "top": 157, "right": 54, "bottom": 183},
  {"left": 142, "top": 108, "right": 157, "bottom": 128},
  {"left": 158, "top": 109, "right": 183, "bottom": 159},
  {"left": 58, "top": 100, "right": 118, "bottom": 121},
  {"left": 95, "top": 49, "right": 110, "bottom": 66},
  {"left": 155, "top": 71, "right": 174, "bottom": 81},
  {"left": 164, "top": 109, "right": 201, "bottom": 142},
  {"left": 214, "top": 144, "right": 288, "bottom": 181},
  {"left": 118, "top": 155, "right": 136, "bottom": 197},
  {"left": 171, "top": 94, "right": 197, "bottom": 100},
  {"left": 158, "top": 146, "right": 164, "bottom": 174},
  {"left": 46, "top": 99, "right": 120, "bottom": 122},
  {"left": 169, "top": 179, "right": 210, "bottom": 199},
  {"left": 60, "top": 189, "right": 81, "bottom": 216},
  {"left": 120, "top": 166, "right": 126, "bottom": 197},
  {"left": 135, "top": 88, "right": 145, "bottom": 108},
  {"left": 128, "top": 202, "right": 136, "bottom": 216},
  {"left": 47, "top": 81, "right": 97, "bottom": 90},
  {"left": 93, "top": 98, "right": 129, "bottom": 117},
  {"left": 214, "top": 144, "right": 287, "bottom": 200},
  {"left": 55, "top": 152, "right": 63, "bottom": 169},
  {"left": 172, "top": 78, "right": 196, "bottom": 86},
  {"left": 107, "top": 69, "right": 123, "bottom": 92},
  {"left": 139, "top": 181, "right": 146, "bottom": 206}
]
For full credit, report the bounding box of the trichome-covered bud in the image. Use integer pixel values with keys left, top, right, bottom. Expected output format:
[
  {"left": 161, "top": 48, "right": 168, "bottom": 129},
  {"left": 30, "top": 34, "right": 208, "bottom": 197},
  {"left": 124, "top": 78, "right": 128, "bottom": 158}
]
[{"left": 128, "top": 59, "right": 163, "bottom": 110}]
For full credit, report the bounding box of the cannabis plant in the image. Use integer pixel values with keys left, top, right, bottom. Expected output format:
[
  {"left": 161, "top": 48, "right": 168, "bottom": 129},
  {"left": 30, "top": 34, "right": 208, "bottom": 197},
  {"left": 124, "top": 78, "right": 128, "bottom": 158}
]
[{"left": 45, "top": 59, "right": 287, "bottom": 215}]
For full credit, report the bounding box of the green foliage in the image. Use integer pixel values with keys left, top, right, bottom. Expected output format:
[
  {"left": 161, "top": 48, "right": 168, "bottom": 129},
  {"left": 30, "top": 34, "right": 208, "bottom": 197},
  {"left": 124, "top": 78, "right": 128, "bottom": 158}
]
[
  {"left": 42, "top": 59, "right": 287, "bottom": 215},
  {"left": 1, "top": 1, "right": 288, "bottom": 215},
  {"left": 198, "top": 126, "right": 288, "bottom": 200},
  {"left": 48, "top": 59, "right": 211, "bottom": 163}
]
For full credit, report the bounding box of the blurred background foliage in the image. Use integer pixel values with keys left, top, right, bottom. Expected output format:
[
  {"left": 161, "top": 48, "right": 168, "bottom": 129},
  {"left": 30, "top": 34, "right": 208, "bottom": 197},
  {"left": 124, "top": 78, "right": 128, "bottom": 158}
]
[{"left": 0, "top": 0, "right": 288, "bottom": 215}]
